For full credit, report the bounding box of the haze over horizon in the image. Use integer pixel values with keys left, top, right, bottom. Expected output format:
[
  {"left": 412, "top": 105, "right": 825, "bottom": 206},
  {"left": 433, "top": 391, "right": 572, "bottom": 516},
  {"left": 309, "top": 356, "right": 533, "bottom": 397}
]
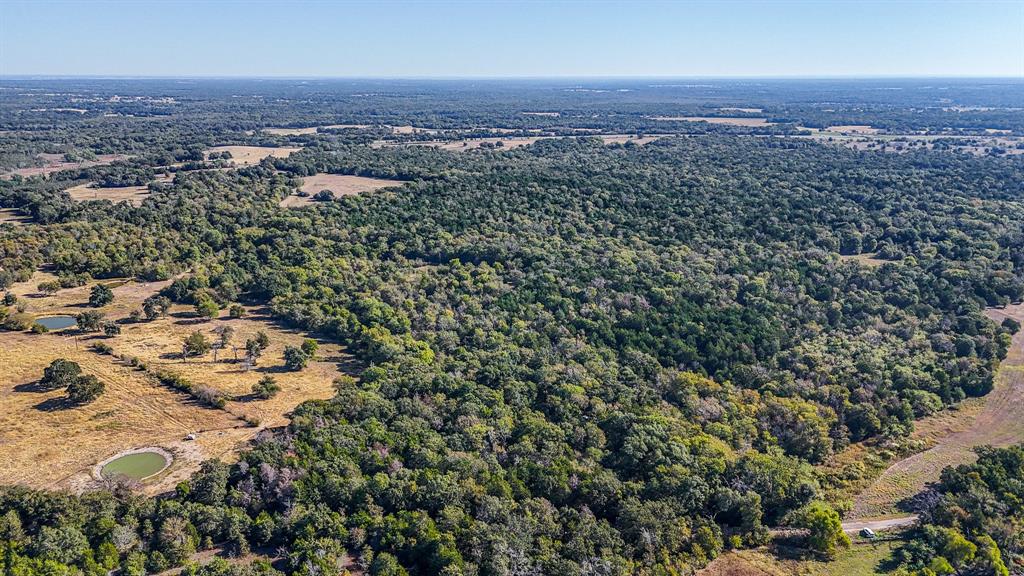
[{"left": 2, "top": 0, "right": 1022, "bottom": 78}]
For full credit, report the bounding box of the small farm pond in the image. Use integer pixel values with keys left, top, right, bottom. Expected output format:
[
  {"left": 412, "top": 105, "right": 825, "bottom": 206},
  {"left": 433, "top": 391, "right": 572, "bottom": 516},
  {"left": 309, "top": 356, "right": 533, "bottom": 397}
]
[
  {"left": 35, "top": 315, "right": 77, "bottom": 330},
  {"left": 101, "top": 451, "right": 168, "bottom": 480}
]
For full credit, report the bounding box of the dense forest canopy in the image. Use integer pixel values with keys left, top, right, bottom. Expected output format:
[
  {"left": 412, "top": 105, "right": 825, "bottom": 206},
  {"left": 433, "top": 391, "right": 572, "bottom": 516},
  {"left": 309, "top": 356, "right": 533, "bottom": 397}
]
[{"left": 0, "top": 78, "right": 1022, "bottom": 575}]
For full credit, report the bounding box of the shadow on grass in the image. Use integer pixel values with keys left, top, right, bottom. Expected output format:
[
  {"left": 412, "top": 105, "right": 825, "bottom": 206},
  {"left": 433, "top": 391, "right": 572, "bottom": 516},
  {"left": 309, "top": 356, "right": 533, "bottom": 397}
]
[
  {"left": 14, "top": 380, "right": 57, "bottom": 393},
  {"left": 33, "top": 396, "right": 76, "bottom": 411}
]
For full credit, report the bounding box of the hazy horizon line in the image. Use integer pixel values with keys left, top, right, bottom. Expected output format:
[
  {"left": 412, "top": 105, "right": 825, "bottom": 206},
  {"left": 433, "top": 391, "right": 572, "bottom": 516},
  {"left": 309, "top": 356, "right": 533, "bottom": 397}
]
[{"left": 3, "top": 74, "right": 1023, "bottom": 82}]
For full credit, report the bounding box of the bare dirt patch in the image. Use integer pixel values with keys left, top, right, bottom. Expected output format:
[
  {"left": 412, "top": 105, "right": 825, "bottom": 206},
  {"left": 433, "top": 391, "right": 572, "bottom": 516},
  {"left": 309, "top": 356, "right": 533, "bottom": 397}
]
[
  {"left": 850, "top": 303, "right": 1024, "bottom": 518},
  {"left": 282, "top": 173, "right": 409, "bottom": 207},
  {"left": 651, "top": 116, "right": 772, "bottom": 126},
  {"left": 205, "top": 146, "right": 300, "bottom": 167}
]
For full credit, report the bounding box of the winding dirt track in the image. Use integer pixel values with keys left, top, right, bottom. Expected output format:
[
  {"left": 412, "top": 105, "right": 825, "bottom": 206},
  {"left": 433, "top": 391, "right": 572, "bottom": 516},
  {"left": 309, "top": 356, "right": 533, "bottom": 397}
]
[{"left": 850, "top": 303, "right": 1024, "bottom": 519}]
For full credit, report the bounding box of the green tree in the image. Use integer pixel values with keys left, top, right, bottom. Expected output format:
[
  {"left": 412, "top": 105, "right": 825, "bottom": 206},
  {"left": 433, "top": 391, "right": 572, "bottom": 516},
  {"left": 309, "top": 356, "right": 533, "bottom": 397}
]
[
  {"left": 67, "top": 374, "right": 104, "bottom": 404},
  {"left": 40, "top": 359, "right": 82, "bottom": 391},
  {"left": 252, "top": 375, "right": 281, "bottom": 399},
  {"left": 195, "top": 297, "right": 219, "bottom": 320},
  {"left": 792, "top": 502, "right": 850, "bottom": 560},
  {"left": 88, "top": 284, "right": 114, "bottom": 307},
  {"left": 183, "top": 331, "right": 211, "bottom": 357},
  {"left": 300, "top": 338, "right": 319, "bottom": 357},
  {"left": 283, "top": 346, "right": 309, "bottom": 371}
]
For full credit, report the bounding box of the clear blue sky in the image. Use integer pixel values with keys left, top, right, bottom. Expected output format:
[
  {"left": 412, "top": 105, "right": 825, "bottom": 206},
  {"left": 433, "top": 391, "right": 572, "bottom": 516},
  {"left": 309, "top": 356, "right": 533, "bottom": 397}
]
[{"left": 1, "top": 0, "right": 1022, "bottom": 77}]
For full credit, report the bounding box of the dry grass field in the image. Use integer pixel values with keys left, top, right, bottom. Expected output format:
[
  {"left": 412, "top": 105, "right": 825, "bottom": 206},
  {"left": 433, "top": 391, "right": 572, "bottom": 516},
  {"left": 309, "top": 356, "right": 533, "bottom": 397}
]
[
  {"left": 850, "top": 304, "right": 1024, "bottom": 518},
  {"left": 282, "top": 174, "right": 409, "bottom": 207},
  {"left": 599, "top": 134, "right": 661, "bottom": 145},
  {"left": 390, "top": 125, "right": 438, "bottom": 135},
  {"left": 263, "top": 124, "right": 371, "bottom": 136},
  {"left": 651, "top": 116, "right": 772, "bottom": 126},
  {"left": 839, "top": 253, "right": 891, "bottom": 267},
  {"left": 263, "top": 127, "right": 320, "bottom": 136},
  {"left": 1, "top": 153, "right": 129, "bottom": 179},
  {"left": 64, "top": 174, "right": 173, "bottom": 206},
  {"left": 205, "top": 145, "right": 300, "bottom": 166},
  {"left": 826, "top": 125, "right": 881, "bottom": 134},
  {"left": 0, "top": 271, "right": 354, "bottom": 494}
]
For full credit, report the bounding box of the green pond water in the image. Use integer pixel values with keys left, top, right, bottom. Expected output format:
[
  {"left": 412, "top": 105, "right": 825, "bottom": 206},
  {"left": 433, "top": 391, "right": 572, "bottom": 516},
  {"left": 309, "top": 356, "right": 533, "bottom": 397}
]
[
  {"left": 35, "top": 315, "right": 77, "bottom": 330},
  {"left": 101, "top": 452, "right": 168, "bottom": 480}
]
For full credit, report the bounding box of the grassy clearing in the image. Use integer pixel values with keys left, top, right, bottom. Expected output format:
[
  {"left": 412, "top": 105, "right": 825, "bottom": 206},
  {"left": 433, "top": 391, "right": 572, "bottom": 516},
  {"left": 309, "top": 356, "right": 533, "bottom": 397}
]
[
  {"left": 281, "top": 173, "right": 409, "bottom": 207},
  {"left": 599, "top": 134, "right": 662, "bottom": 145},
  {"left": 0, "top": 271, "right": 354, "bottom": 493},
  {"left": 1, "top": 154, "right": 129, "bottom": 179},
  {"left": 205, "top": 145, "right": 300, "bottom": 166},
  {"left": 651, "top": 116, "right": 772, "bottom": 126},
  {"left": 839, "top": 253, "right": 891, "bottom": 267},
  {"left": 263, "top": 124, "right": 370, "bottom": 136},
  {"left": 699, "top": 537, "right": 903, "bottom": 576},
  {"left": 826, "top": 125, "right": 880, "bottom": 134},
  {"left": 64, "top": 175, "right": 172, "bottom": 206},
  {"left": 851, "top": 304, "right": 1024, "bottom": 517}
]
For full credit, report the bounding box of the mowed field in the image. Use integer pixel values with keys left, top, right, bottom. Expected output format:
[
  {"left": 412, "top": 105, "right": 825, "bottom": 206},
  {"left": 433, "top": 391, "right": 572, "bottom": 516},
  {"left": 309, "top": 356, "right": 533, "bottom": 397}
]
[
  {"left": 205, "top": 145, "right": 300, "bottom": 166},
  {"left": 281, "top": 173, "right": 409, "bottom": 207},
  {"left": 0, "top": 271, "right": 353, "bottom": 493},
  {"left": 850, "top": 303, "right": 1024, "bottom": 518}
]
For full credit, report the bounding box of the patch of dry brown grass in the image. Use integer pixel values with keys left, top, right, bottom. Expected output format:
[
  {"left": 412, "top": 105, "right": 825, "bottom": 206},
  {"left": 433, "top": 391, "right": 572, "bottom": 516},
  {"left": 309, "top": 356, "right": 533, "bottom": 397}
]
[
  {"left": 205, "top": 146, "right": 300, "bottom": 167},
  {"left": 281, "top": 173, "right": 409, "bottom": 207},
  {"left": 2, "top": 154, "right": 129, "bottom": 179},
  {"left": 651, "top": 116, "right": 772, "bottom": 126},
  {"left": 0, "top": 271, "right": 354, "bottom": 494},
  {"left": 827, "top": 125, "right": 881, "bottom": 134}
]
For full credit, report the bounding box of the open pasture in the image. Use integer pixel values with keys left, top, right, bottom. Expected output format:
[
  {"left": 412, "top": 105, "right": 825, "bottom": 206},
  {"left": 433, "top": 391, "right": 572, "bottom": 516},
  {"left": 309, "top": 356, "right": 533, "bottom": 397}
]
[
  {"left": 205, "top": 145, "right": 300, "bottom": 166},
  {"left": 2, "top": 153, "right": 129, "bottom": 179},
  {"left": 281, "top": 173, "right": 409, "bottom": 207},
  {"left": 826, "top": 125, "right": 881, "bottom": 134},
  {"left": 64, "top": 174, "right": 172, "bottom": 206},
  {"left": 263, "top": 124, "right": 371, "bottom": 136},
  {"left": 651, "top": 116, "right": 772, "bottom": 126},
  {"left": 0, "top": 271, "right": 353, "bottom": 493}
]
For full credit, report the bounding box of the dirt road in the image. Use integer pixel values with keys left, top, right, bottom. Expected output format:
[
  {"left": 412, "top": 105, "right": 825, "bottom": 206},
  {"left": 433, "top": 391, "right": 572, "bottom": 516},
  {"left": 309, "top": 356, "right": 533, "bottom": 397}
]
[{"left": 841, "top": 515, "right": 918, "bottom": 534}]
